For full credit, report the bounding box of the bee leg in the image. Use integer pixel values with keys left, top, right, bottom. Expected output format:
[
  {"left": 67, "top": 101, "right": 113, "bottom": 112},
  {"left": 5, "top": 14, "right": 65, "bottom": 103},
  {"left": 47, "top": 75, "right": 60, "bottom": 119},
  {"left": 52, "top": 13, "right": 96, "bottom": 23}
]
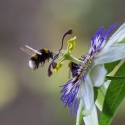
[
  {"left": 30, "top": 69, "right": 34, "bottom": 72},
  {"left": 36, "top": 65, "right": 39, "bottom": 69},
  {"left": 41, "top": 62, "right": 44, "bottom": 67},
  {"left": 45, "top": 59, "right": 49, "bottom": 63},
  {"left": 39, "top": 61, "right": 44, "bottom": 67},
  {"left": 34, "top": 63, "right": 39, "bottom": 70},
  {"left": 39, "top": 63, "right": 41, "bottom": 67}
]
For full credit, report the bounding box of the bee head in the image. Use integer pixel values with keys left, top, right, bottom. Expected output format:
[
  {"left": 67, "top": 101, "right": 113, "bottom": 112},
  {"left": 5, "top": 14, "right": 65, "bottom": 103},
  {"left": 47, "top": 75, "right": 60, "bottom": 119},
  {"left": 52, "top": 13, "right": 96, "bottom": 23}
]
[{"left": 50, "top": 51, "right": 54, "bottom": 59}]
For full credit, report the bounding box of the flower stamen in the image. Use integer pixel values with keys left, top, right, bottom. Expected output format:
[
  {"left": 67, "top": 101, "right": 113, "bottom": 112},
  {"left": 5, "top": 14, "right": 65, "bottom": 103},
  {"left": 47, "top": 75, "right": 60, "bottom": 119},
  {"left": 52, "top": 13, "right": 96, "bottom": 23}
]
[{"left": 48, "top": 29, "right": 73, "bottom": 76}]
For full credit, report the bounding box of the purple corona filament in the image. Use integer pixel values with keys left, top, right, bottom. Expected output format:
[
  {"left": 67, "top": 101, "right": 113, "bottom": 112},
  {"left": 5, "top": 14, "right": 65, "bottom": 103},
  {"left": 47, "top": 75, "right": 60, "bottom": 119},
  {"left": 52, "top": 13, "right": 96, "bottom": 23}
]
[
  {"left": 60, "top": 78, "right": 80, "bottom": 115},
  {"left": 89, "top": 23, "right": 117, "bottom": 58}
]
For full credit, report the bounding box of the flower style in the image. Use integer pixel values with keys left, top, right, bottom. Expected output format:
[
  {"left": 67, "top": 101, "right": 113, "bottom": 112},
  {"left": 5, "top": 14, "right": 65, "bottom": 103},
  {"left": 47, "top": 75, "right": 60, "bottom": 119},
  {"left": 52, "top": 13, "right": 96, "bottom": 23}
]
[{"left": 48, "top": 23, "right": 125, "bottom": 116}]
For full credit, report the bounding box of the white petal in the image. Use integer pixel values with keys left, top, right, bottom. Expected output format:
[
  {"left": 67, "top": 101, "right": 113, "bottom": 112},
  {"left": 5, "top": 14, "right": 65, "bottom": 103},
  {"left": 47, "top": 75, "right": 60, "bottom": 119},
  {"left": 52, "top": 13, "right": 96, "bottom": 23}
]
[
  {"left": 110, "top": 23, "right": 125, "bottom": 40},
  {"left": 76, "top": 100, "right": 83, "bottom": 125},
  {"left": 79, "top": 75, "right": 94, "bottom": 115},
  {"left": 89, "top": 64, "right": 107, "bottom": 87},
  {"left": 103, "top": 23, "right": 125, "bottom": 50},
  {"left": 117, "top": 34, "right": 125, "bottom": 43},
  {"left": 83, "top": 105, "right": 99, "bottom": 125},
  {"left": 94, "top": 43, "right": 125, "bottom": 65}
]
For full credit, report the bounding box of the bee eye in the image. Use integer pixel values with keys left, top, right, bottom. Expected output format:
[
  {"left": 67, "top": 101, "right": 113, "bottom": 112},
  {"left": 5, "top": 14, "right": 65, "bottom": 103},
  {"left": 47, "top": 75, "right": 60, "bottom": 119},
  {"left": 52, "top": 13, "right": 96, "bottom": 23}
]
[{"left": 29, "top": 60, "right": 36, "bottom": 69}]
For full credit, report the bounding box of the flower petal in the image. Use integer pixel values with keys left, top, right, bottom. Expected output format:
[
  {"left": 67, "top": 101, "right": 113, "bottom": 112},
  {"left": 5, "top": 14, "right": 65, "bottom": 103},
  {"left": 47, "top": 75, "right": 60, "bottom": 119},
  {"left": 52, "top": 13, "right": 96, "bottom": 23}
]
[
  {"left": 94, "top": 43, "right": 125, "bottom": 65},
  {"left": 76, "top": 100, "right": 83, "bottom": 125},
  {"left": 79, "top": 75, "right": 94, "bottom": 115},
  {"left": 83, "top": 104, "right": 99, "bottom": 125},
  {"left": 103, "top": 23, "right": 125, "bottom": 51},
  {"left": 110, "top": 23, "right": 125, "bottom": 41},
  {"left": 89, "top": 64, "right": 107, "bottom": 87}
]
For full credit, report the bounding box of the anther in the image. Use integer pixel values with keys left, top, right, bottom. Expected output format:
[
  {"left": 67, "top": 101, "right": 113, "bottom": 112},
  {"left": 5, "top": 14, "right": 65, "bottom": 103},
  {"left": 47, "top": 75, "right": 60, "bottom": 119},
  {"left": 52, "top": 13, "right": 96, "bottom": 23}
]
[
  {"left": 48, "top": 70, "right": 53, "bottom": 77},
  {"left": 52, "top": 62, "right": 57, "bottom": 69}
]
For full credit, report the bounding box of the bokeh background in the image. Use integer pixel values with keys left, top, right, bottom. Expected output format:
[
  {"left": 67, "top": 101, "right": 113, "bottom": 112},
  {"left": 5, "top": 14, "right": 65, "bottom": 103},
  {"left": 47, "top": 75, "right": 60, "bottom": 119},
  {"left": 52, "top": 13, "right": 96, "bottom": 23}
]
[{"left": 0, "top": 0, "right": 125, "bottom": 125}]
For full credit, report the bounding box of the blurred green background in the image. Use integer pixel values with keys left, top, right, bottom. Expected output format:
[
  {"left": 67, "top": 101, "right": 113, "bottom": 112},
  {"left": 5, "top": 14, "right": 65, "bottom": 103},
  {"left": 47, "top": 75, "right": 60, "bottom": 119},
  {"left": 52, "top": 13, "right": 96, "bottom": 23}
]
[{"left": 0, "top": 0, "right": 125, "bottom": 125}]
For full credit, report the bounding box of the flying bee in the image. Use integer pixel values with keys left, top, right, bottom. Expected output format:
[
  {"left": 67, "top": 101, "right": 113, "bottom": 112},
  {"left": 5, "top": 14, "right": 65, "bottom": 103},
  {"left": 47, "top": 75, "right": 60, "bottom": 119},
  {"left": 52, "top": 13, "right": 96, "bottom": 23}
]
[
  {"left": 68, "top": 61, "right": 79, "bottom": 78},
  {"left": 20, "top": 45, "right": 53, "bottom": 70}
]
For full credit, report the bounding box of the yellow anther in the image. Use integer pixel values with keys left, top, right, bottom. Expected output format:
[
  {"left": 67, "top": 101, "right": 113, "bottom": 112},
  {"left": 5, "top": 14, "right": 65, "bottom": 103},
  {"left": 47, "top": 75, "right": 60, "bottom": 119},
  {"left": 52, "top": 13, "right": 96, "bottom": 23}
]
[
  {"left": 53, "top": 37, "right": 77, "bottom": 73},
  {"left": 67, "top": 36, "right": 76, "bottom": 52},
  {"left": 54, "top": 62, "right": 64, "bottom": 73}
]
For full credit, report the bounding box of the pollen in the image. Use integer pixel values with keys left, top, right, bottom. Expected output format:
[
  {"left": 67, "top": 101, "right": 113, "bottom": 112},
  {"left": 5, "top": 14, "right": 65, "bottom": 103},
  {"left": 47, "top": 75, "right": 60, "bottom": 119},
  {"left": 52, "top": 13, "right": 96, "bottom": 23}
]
[
  {"left": 67, "top": 36, "right": 76, "bottom": 52},
  {"left": 54, "top": 62, "right": 64, "bottom": 73}
]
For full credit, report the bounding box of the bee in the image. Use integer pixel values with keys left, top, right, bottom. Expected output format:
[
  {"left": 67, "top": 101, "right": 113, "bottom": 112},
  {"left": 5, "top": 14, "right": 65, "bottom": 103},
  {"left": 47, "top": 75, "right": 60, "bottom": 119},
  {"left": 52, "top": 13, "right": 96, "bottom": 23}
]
[
  {"left": 20, "top": 45, "right": 53, "bottom": 70},
  {"left": 68, "top": 61, "right": 79, "bottom": 78}
]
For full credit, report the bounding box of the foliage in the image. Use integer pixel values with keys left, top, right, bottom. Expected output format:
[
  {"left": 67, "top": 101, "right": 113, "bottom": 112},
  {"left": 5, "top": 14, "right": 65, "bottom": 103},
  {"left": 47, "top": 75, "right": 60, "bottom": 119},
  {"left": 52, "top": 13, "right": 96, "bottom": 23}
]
[{"left": 100, "top": 62, "right": 125, "bottom": 125}]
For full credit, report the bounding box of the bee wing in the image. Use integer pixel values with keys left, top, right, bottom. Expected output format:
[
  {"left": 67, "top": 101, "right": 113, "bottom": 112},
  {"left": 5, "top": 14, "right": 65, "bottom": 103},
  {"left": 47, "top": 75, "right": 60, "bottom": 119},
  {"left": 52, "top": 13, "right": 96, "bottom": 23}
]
[
  {"left": 20, "top": 47, "right": 35, "bottom": 56},
  {"left": 20, "top": 45, "right": 42, "bottom": 55}
]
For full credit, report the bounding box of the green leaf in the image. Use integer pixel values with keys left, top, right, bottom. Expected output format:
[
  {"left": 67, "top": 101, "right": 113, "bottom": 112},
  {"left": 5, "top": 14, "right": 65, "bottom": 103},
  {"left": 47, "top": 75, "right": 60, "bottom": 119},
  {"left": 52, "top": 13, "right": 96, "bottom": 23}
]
[
  {"left": 104, "top": 60, "right": 120, "bottom": 74},
  {"left": 99, "top": 62, "right": 125, "bottom": 125}
]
